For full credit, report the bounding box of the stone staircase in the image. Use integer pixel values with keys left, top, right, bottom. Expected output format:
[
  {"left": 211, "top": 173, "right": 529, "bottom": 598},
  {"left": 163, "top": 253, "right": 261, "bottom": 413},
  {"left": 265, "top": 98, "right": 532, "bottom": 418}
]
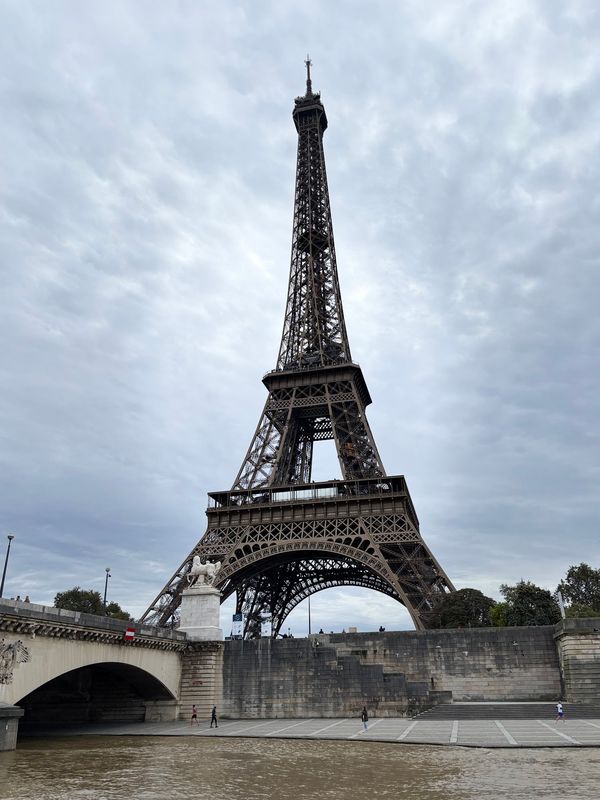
[
  {"left": 313, "top": 644, "right": 451, "bottom": 717},
  {"left": 416, "top": 702, "right": 600, "bottom": 720}
]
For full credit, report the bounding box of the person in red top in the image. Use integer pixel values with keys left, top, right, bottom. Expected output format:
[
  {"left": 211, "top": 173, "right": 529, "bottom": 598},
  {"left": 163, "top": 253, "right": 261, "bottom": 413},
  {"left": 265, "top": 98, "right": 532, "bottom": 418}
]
[{"left": 190, "top": 705, "right": 199, "bottom": 726}]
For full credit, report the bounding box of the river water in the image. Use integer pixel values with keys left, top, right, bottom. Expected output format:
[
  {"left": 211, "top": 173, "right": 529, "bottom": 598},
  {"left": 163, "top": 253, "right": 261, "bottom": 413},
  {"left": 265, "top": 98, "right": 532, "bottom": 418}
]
[{"left": 1, "top": 736, "right": 599, "bottom": 800}]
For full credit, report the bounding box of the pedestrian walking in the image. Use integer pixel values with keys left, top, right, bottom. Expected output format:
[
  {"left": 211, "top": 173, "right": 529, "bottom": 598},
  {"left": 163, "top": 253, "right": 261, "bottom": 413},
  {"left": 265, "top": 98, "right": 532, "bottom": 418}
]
[
  {"left": 361, "top": 706, "right": 368, "bottom": 730},
  {"left": 210, "top": 705, "right": 218, "bottom": 728},
  {"left": 190, "top": 704, "right": 199, "bottom": 726},
  {"left": 555, "top": 701, "right": 565, "bottom": 721}
]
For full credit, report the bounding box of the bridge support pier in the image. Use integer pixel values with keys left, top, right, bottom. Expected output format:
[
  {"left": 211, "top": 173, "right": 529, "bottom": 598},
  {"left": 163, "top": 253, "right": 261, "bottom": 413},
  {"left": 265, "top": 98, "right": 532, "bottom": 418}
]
[
  {"left": 144, "top": 699, "right": 179, "bottom": 722},
  {"left": 0, "top": 703, "right": 24, "bottom": 751},
  {"left": 179, "top": 642, "right": 223, "bottom": 722}
]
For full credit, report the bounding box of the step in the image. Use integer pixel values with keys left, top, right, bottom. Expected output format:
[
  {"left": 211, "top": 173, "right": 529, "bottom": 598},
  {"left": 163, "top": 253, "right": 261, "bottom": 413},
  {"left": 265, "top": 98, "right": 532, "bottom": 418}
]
[{"left": 418, "top": 702, "right": 600, "bottom": 720}]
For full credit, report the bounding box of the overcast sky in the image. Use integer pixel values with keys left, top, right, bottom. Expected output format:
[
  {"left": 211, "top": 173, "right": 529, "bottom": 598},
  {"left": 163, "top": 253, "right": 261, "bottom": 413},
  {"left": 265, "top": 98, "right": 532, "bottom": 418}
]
[{"left": 1, "top": 1, "right": 599, "bottom": 634}]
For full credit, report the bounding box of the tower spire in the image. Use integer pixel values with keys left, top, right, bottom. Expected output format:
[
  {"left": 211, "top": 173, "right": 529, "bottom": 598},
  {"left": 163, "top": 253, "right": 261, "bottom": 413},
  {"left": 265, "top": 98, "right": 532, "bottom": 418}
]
[{"left": 305, "top": 54, "right": 312, "bottom": 96}]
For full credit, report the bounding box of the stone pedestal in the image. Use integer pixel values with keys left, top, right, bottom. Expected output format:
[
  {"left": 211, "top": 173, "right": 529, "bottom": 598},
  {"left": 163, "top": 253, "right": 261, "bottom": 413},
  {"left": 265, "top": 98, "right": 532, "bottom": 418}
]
[
  {"left": 179, "top": 585, "right": 223, "bottom": 641},
  {"left": 0, "top": 703, "right": 24, "bottom": 751}
]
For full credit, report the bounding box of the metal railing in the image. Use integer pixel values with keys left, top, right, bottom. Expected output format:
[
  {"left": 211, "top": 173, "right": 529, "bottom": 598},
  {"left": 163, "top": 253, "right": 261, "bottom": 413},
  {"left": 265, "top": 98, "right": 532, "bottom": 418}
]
[{"left": 207, "top": 476, "right": 406, "bottom": 510}]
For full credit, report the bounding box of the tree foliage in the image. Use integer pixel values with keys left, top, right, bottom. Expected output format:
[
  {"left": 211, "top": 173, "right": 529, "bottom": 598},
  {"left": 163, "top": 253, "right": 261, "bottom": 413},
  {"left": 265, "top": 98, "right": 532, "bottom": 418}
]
[
  {"left": 565, "top": 603, "right": 600, "bottom": 619},
  {"left": 430, "top": 588, "right": 496, "bottom": 629},
  {"left": 54, "top": 587, "right": 104, "bottom": 614},
  {"left": 489, "top": 601, "right": 509, "bottom": 627},
  {"left": 557, "top": 563, "right": 600, "bottom": 612},
  {"left": 105, "top": 602, "right": 133, "bottom": 621},
  {"left": 54, "top": 587, "right": 132, "bottom": 620},
  {"left": 499, "top": 581, "right": 560, "bottom": 626}
]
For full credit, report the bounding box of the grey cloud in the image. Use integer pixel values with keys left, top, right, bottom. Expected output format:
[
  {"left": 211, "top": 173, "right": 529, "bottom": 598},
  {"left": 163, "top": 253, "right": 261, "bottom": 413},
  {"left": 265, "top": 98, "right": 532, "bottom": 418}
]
[{"left": 0, "top": 1, "right": 598, "bottom": 630}]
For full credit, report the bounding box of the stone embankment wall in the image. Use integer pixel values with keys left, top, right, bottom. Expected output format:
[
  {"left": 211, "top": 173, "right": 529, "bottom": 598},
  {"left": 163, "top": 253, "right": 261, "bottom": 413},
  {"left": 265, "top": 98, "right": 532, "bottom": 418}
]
[
  {"left": 555, "top": 618, "right": 600, "bottom": 703},
  {"left": 222, "top": 627, "right": 562, "bottom": 718}
]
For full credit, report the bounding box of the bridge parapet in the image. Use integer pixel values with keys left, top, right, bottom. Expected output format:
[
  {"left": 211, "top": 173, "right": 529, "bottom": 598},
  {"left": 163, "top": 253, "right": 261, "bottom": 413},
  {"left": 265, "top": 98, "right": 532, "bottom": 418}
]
[{"left": 0, "top": 600, "right": 188, "bottom": 652}]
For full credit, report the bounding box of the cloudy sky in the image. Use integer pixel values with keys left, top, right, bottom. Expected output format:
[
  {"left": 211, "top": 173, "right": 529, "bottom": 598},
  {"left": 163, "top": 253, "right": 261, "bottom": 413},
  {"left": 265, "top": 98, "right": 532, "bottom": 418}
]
[{"left": 1, "top": 1, "right": 599, "bottom": 634}]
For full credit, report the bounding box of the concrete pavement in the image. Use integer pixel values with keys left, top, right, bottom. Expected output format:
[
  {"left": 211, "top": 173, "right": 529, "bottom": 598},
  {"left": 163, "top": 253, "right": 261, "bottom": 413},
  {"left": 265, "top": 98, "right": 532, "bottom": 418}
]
[{"left": 23, "top": 716, "right": 600, "bottom": 748}]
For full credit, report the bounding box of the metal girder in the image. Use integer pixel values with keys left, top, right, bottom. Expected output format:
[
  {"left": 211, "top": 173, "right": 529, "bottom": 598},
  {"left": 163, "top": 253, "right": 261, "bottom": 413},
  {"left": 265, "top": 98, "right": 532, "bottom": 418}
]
[
  {"left": 140, "top": 477, "right": 454, "bottom": 631},
  {"left": 230, "top": 556, "right": 401, "bottom": 638},
  {"left": 232, "top": 367, "right": 385, "bottom": 491}
]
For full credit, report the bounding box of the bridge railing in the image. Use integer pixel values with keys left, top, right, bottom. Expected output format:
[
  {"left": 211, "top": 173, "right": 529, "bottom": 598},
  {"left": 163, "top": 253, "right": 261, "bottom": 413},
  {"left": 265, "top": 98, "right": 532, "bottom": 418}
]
[{"left": 0, "top": 599, "right": 188, "bottom": 645}]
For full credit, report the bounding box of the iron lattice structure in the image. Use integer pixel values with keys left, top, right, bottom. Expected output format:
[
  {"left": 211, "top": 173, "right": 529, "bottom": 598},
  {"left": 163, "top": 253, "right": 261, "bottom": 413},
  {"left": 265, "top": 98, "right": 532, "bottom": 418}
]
[{"left": 141, "top": 62, "right": 454, "bottom": 635}]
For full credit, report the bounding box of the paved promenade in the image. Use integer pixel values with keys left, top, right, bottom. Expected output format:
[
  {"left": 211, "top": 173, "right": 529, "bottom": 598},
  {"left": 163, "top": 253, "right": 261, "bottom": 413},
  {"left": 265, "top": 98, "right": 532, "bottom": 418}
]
[{"left": 30, "top": 716, "right": 600, "bottom": 748}]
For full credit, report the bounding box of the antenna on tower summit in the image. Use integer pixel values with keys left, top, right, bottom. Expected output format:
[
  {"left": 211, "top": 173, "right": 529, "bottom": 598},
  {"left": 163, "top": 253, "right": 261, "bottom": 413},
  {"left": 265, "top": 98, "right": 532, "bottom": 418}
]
[{"left": 305, "top": 54, "right": 313, "bottom": 95}]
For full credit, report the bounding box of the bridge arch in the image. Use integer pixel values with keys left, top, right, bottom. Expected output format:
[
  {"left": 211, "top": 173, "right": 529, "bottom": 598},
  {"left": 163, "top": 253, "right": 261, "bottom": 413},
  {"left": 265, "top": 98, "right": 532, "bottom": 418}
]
[
  {"left": 17, "top": 661, "right": 176, "bottom": 730},
  {"left": 2, "top": 627, "right": 182, "bottom": 712}
]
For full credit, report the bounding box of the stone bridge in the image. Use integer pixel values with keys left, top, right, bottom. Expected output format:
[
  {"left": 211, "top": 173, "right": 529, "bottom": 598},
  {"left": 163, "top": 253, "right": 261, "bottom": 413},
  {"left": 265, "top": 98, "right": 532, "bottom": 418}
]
[
  {"left": 0, "top": 599, "right": 221, "bottom": 748},
  {"left": 1, "top": 599, "right": 598, "bottom": 752}
]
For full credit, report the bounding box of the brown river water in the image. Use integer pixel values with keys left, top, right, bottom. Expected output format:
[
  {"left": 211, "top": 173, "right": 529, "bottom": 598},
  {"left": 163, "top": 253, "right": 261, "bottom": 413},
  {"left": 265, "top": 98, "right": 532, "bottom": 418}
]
[{"left": 1, "top": 736, "right": 599, "bottom": 800}]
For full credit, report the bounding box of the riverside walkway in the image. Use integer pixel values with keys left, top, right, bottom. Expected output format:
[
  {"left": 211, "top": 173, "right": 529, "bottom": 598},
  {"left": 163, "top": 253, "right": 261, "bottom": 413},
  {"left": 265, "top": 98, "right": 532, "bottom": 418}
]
[{"left": 27, "top": 715, "right": 600, "bottom": 748}]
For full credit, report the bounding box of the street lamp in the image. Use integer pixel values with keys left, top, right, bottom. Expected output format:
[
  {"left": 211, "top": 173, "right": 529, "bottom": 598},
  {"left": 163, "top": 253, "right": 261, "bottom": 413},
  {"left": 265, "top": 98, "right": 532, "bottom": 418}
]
[
  {"left": 0, "top": 534, "right": 15, "bottom": 598},
  {"left": 103, "top": 567, "right": 111, "bottom": 613}
]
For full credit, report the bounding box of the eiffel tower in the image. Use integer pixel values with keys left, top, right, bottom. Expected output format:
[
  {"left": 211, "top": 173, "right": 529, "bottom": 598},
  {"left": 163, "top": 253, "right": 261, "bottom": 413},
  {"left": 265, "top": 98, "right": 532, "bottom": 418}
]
[{"left": 141, "top": 60, "right": 454, "bottom": 635}]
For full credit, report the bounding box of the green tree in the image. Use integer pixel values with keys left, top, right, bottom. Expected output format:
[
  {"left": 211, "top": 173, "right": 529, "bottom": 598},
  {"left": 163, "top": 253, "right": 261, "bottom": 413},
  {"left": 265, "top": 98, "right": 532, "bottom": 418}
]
[
  {"left": 54, "top": 587, "right": 104, "bottom": 614},
  {"left": 430, "top": 588, "right": 496, "bottom": 629},
  {"left": 105, "top": 601, "right": 133, "bottom": 621},
  {"left": 489, "top": 601, "right": 509, "bottom": 627},
  {"left": 54, "top": 587, "right": 132, "bottom": 620},
  {"left": 499, "top": 581, "right": 560, "bottom": 626},
  {"left": 557, "top": 563, "right": 600, "bottom": 612},
  {"left": 564, "top": 603, "right": 600, "bottom": 619}
]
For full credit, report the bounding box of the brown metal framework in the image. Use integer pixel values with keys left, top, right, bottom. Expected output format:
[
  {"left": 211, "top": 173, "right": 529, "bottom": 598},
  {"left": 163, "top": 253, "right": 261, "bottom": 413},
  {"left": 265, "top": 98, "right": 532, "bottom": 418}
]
[{"left": 141, "top": 61, "right": 454, "bottom": 635}]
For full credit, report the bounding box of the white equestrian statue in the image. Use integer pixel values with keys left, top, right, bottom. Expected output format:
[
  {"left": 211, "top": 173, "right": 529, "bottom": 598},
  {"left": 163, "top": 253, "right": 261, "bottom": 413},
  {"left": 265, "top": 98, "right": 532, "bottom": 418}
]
[{"left": 188, "top": 556, "right": 221, "bottom": 587}]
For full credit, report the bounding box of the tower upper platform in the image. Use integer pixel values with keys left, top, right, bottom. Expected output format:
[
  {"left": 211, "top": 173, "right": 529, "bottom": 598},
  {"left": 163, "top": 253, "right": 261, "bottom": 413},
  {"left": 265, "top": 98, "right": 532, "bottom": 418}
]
[{"left": 292, "top": 55, "right": 328, "bottom": 132}]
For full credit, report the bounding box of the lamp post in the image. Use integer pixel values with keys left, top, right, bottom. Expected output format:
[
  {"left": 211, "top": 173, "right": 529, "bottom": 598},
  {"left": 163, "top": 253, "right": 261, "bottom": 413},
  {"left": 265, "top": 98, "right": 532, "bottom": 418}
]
[
  {"left": 0, "top": 534, "right": 15, "bottom": 598},
  {"left": 103, "top": 567, "right": 111, "bottom": 613},
  {"left": 308, "top": 593, "right": 312, "bottom": 635}
]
